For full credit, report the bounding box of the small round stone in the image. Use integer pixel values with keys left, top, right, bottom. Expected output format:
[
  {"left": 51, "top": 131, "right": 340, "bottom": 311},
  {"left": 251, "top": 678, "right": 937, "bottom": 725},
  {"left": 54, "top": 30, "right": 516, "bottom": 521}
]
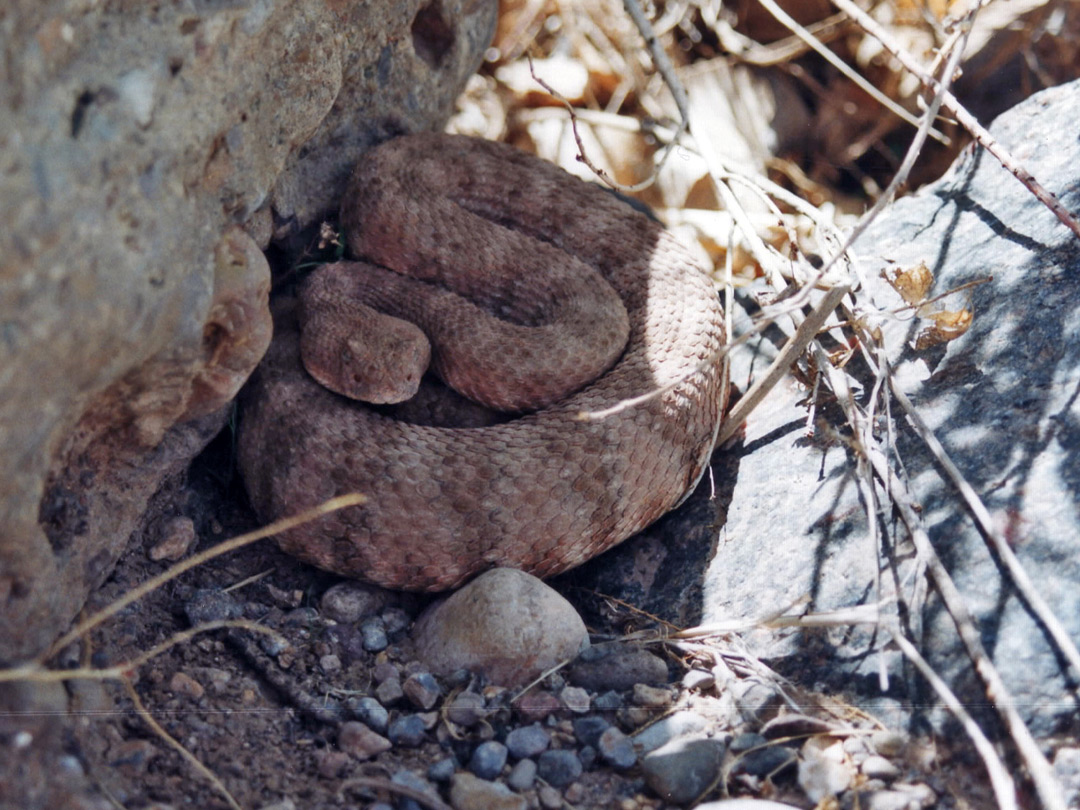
[
  {"left": 641, "top": 736, "right": 724, "bottom": 804},
  {"left": 861, "top": 754, "right": 902, "bottom": 781},
  {"left": 320, "top": 581, "right": 388, "bottom": 623},
  {"left": 349, "top": 696, "right": 390, "bottom": 733},
  {"left": 507, "top": 758, "right": 537, "bottom": 791},
  {"left": 446, "top": 691, "right": 487, "bottom": 727},
  {"left": 381, "top": 606, "right": 411, "bottom": 636},
  {"left": 560, "top": 686, "right": 590, "bottom": 713},
  {"left": 450, "top": 772, "right": 527, "bottom": 810},
  {"left": 572, "top": 715, "right": 610, "bottom": 747},
  {"left": 505, "top": 724, "right": 551, "bottom": 759},
  {"left": 375, "top": 677, "right": 404, "bottom": 706},
  {"left": 427, "top": 756, "right": 457, "bottom": 782},
  {"left": 338, "top": 721, "right": 391, "bottom": 760},
  {"left": 360, "top": 617, "right": 389, "bottom": 652},
  {"left": 597, "top": 726, "right": 636, "bottom": 769},
  {"left": 536, "top": 749, "right": 582, "bottom": 787},
  {"left": 469, "top": 741, "right": 509, "bottom": 780},
  {"left": 403, "top": 672, "right": 441, "bottom": 710},
  {"left": 387, "top": 714, "right": 427, "bottom": 747}
]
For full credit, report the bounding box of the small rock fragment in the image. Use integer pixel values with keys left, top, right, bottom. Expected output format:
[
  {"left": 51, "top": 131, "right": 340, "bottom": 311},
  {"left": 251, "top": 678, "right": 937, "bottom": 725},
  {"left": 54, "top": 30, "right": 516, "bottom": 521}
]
[
  {"left": 349, "top": 696, "right": 389, "bottom": 733},
  {"left": 387, "top": 714, "right": 427, "bottom": 747},
  {"left": 560, "top": 686, "right": 590, "bottom": 713},
  {"left": 597, "top": 726, "right": 636, "bottom": 769},
  {"left": 428, "top": 756, "right": 457, "bottom": 782},
  {"left": 447, "top": 691, "right": 487, "bottom": 727},
  {"left": 568, "top": 643, "right": 667, "bottom": 690},
  {"left": 572, "top": 715, "right": 610, "bottom": 747},
  {"left": 316, "top": 749, "right": 351, "bottom": 778},
  {"left": 320, "top": 581, "right": 389, "bottom": 623},
  {"left": 861, "top": 754, "right": 902, "bottom": 781},
  {"left": 640, "top": 736, "right": 724, "bottom": 804},
  {"left": 169, "top": 671, "right": 204, "bottom": 700},
  {"left": 514, "top": 689, "right": 561, "bottom": 723},
  {"left": 632, "top": 683, "right": 671, "bottom": 707},
  {"left": 375, "top": 677, "right": 404, "bottom": 706},
  {"left": 450, "top": 772, "right": 527, "bottom": 810},
  {"left": 403, "top": 672, "right": 441, "bottom": 710},
  {"left": 338, "top": 721, "right": 391, "bottom": 760},
  {"left": 536, "top": 749, "right": 583, "bottom": 787},
  {"left": 761, "top": 713, "right": 836, "bottom": 739},
  {"left": 360, "top": 617, "right": 389, "bottom": 652},
  {"left": 149, "top": 516, "right": 196, "bottom": 561},
  {"left": 682, "top": 668, "right": 716, "bottom": 691},
  {"left": 506, "top": 724, "right": 551, "bottom": 759},
  {"left": 507, "top": 758, "right": 537, "bottom": 791},
  {"left": 468, "top": 740, "right": 508, "bottom": 779}
]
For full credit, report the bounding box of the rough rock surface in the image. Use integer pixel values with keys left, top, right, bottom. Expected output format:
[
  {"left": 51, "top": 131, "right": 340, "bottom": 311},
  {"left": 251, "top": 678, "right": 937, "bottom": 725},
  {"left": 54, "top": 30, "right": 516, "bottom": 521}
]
[
  {"left": 706, "top": 80, "right": 1080, "bottom": 735},
  {"left": 0, "top": 0, "right": 495, "bottom": 662}
]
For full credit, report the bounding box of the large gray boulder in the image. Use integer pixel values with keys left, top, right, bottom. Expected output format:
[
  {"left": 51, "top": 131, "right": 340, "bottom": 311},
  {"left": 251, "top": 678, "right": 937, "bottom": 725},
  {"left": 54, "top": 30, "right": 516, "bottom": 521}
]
[
  {"left": 708, "top": 80, "right": 1080, "bottom": 736},
  {"left": 0, "top": 0, "right": 495, "bottom": 662}
]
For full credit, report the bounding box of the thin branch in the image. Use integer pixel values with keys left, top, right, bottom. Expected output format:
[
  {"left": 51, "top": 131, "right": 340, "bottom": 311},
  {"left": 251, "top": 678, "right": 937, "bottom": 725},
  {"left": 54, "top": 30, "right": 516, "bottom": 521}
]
[
  {"left": 124, "top": 678, "right": 242, "bottom": 810},
  {"left": 827, "top": 0, "right": 1080, "bottom": 241}
]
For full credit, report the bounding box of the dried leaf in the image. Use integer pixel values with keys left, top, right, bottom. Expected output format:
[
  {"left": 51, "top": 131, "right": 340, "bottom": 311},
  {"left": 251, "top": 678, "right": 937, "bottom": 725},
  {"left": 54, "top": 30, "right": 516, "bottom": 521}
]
[
  {"left": 883, "top": 262, "right": 934, "bottom": 306},
  {"left": 914, "top": 307, "right": 973, "bottom": 350}
]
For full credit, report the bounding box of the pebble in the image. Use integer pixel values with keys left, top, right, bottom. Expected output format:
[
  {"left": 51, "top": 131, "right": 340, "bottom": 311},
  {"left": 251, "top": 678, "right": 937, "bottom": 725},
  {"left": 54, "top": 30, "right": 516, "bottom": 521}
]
[
  {"left": 319, "top": 654, "right": 341, "bottom": 674},
  {"left": 729, "top": 678, "right": 782, "bottom": 722},
  {"left": 572, "top": 715, "right": 611, "bottom": 747},
  {"left": 373, "top": 661, "right": 399, "bottom": 682},
  {"left": 169, "top": 671, "right": 204, "bottom": 700},
  {"left": 349, "top": 696, "right": 389, "bottom": 733},
  {"left": 387, "top": 714, "right": 427, "bottom": 748},
  {"left": 392, "top": 770, "right": 439, "bottom": 810},
  {"left": 597, "top": 726, "right": 636, "bottom": 769},
  {"left": 468, "top": 740, "right": 508, "bottom": 779},
  {"left": 567, "top": 643, "right": 668, "bottom": 690},
  {"left": 505, "top": 724, "right": 550, "bottom": 759},
  {"left": 338, "top": 721, "right": 391, "bottom": 760},
  {"left": 578, "top": 745, "right": 596, "bottom": 769},
  {"left": 593, "top": 690, "right": 623, "bottom": 711},
  {"left": 412, "top": 569, "right": 588, "bottom": 688},
  {"left": 538, "top": 785, "right": 563, "bottom": 809},
  {"left": 632, "top": 683, "right": 670, "bottom": 707},
  {"left": 149, "top": 516, "right": 196, "bottom": 561},
  {"left": 536, "top": 749, "right": 583, "bottom": 787},
  {"left": 729, "top": 732, "right": 768, "bottom": 753},
  {"left": 360, "top": 617, "right": 389, "bottom": 652},
  {"left": 315, "top": 749, "right": 350, "bottom": 778},
  {"left": 507, "top": 758, "right": 537, "bottom": 791},
  {"left": 514, "top": 689, "right": 562, "bottom": 723},
  {"left": 403, "top": 672, "right": 441, "bottom": 710},
  {"left": 861, "top": 754, "right": 901, "bottom": 781},
  {"left": 375, "top": 677, "right": 404, "bottom": 706},
  {"left": 559, "top": 686, "right": 590, "bottom": 713},
  {"left": 631, "top": 710, "right": 708, "bottom": 754},
  {"left": 446, "top": 691, "right": 487, "bottom": 727},
  {"left": 682, "top": 668, "right": 716, "bottom": 691},
  {"left": 320, "top": 581, "right": 389, "bottom": 623},
  {"left": 450, "top": 772, "right": 527, "bottom": 810},
  {"left": 427, "top": 756, "right": 457, "bottom": 782},
  {"left": 640, "top": 736, "right": 724, "bottom": 805},
  {"left": 870, "top": 730, "right": 908, "bottom": 758},
  {"left": 381, "top": 606, "right": 411, "bottom": 636},
  {"left": 858, "top": 789, "right": 932, "bottom": 810}
]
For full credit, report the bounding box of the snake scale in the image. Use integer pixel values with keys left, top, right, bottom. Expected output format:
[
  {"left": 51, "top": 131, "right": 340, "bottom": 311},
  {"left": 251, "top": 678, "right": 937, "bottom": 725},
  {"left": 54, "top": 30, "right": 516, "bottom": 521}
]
[{"left": 238, "top": 133, "right": 726, "bottom": 590}]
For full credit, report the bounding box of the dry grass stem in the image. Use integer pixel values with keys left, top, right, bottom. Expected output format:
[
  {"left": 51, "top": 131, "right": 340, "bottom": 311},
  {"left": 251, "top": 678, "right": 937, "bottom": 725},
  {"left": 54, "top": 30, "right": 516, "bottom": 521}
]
[{"left": 123, "top": 678, "right": 243, "bottom": 810}]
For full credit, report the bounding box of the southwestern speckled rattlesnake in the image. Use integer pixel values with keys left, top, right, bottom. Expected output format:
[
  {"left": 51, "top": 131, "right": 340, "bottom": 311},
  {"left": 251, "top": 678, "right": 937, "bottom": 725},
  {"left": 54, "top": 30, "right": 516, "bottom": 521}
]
[{"left": 238, "top": 133, "right": 726, "bottom": 590}]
